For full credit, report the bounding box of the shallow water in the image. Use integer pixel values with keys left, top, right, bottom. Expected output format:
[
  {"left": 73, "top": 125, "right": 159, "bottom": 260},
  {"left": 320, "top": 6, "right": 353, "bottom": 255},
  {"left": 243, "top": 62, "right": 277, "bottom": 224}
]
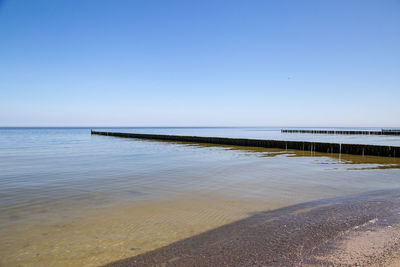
[{"left": 0, "top": 127, "right": 400, "bottom": 266}]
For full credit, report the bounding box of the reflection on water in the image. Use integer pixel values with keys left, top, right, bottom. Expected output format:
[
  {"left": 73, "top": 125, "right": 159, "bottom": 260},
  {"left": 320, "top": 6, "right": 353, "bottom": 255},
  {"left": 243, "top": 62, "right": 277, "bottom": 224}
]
[
  {"left": 0, "top": 128, "right": 400, "bottom": 266},
  {"left": 185, "top": 141, "right": 400, "bottom": 170}
]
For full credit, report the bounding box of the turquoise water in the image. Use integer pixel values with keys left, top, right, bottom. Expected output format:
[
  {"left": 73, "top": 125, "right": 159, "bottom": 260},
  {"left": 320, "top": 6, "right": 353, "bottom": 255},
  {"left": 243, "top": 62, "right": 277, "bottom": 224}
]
[{"left": 1, "top": 127, "right": 400, "bottom": 266}]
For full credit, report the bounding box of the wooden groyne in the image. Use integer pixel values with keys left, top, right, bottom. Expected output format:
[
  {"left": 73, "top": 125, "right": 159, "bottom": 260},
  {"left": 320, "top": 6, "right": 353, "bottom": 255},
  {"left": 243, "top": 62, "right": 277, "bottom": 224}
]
[
  {"left": 91, "top": 130, "right": 399, "bottom": 158},
  {"left": 282, "top": 129, "right": 400, "bottom": 135}
]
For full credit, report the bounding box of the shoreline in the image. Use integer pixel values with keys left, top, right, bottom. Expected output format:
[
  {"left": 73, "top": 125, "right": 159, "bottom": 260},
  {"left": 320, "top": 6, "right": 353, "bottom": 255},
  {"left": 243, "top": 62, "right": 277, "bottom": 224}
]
[{"left": 102, "top": 189, "right": 400, "bottom": 266}]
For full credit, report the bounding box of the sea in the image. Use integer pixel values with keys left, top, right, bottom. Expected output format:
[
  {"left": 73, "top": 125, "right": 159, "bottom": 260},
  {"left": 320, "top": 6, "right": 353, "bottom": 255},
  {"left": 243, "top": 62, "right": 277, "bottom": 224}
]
[{"left": 1, "top": 127, "right": 400, "bottom": 266}]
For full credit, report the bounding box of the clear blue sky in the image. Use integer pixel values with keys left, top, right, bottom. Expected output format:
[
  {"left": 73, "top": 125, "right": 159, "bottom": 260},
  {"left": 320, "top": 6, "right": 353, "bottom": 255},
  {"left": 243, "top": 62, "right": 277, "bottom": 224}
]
[{"left": 0, "top": 0, "right": 399, "bottom": 127}]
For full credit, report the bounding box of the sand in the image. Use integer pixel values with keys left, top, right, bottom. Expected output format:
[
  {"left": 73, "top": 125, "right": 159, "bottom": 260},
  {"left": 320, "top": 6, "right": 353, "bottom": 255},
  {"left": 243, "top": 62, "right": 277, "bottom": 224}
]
[{"left": 102, "top": 189, "right": 400, "bottom": 266}]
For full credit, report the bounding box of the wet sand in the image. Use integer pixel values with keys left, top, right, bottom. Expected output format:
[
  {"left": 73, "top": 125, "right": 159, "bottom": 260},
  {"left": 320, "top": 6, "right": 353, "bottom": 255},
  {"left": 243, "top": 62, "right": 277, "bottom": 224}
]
[{"left": 103, "top": 189, "right": 400, "bottom": 266}]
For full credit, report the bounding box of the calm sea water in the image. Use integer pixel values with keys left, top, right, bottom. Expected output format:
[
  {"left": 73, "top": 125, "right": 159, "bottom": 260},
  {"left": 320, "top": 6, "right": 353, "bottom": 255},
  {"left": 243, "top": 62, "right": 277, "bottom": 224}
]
[{"left": 1, "top": 127, "right": 400, "bottom": 266}]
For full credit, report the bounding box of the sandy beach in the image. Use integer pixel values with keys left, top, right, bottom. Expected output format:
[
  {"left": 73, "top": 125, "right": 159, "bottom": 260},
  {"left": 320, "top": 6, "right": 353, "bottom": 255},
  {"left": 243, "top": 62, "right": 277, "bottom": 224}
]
[
  {"left": 2, "top": 0, "right": 399, "bottom": 265},
  {"left": 103, "top": 189, "right": 400, "bottom": 266}
]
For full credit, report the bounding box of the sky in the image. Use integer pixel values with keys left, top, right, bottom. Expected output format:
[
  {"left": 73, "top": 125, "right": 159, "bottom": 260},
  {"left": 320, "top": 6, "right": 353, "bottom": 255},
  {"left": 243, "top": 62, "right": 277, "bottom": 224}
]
[{"left": 0, "top": 0, "right": 399, "bottom": 127}]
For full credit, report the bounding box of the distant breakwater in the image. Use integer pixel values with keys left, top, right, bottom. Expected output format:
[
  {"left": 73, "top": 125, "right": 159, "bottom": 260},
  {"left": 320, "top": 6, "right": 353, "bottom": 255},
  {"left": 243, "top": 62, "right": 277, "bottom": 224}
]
[
  {"left": 91, "top": 131, "right": 399, "bottom": 158},
  {"left": 282, "top": 129, "right": 400, "bottom": 135}
]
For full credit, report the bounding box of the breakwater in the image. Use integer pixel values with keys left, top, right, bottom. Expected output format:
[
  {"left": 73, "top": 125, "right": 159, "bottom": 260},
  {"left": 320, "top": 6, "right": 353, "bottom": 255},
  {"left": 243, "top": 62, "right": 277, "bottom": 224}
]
[
  {"left": 91, "top": 130, "right": 399, "bottom": 157},
  {"left": 281, "top": 129, "right": 400, "bottom": 135}
]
